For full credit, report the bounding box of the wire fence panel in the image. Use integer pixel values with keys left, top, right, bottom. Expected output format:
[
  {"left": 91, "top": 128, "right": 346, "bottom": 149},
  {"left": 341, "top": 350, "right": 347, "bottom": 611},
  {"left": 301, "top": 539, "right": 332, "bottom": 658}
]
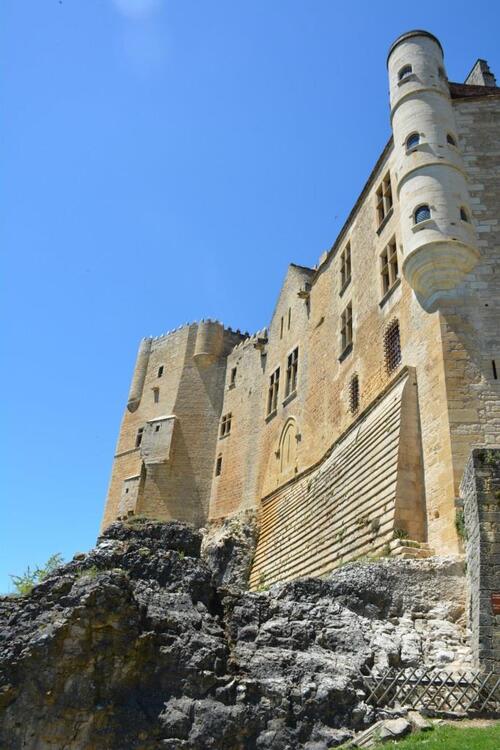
[{"left": 360, "top": 667, "right": 500, "bottom": 715}]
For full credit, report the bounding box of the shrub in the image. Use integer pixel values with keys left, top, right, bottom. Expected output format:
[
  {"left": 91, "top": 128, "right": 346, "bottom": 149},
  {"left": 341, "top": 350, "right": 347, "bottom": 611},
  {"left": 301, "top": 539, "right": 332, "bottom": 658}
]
[{"left": 10, "top": 553, "right": 64, "bottom": 596}]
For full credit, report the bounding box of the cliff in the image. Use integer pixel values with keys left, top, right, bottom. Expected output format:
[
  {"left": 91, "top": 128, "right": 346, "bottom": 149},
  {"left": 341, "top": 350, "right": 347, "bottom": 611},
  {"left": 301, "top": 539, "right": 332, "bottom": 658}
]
[{"left": 0, "top": 519, "right": 471, "bottom": 750}]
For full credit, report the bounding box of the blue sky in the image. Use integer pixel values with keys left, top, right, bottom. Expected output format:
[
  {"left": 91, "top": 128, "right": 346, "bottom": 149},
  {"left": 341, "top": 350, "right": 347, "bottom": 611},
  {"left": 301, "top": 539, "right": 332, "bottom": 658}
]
[{"left": 1, "top": 1, "right": 499, "bottom": 591}]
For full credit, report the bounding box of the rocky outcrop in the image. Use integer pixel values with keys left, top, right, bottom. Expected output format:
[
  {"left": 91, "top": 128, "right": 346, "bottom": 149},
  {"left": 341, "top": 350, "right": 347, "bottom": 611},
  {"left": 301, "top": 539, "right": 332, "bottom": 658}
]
[
  {"left": 201, "top": 510, "right": 259, "bottom": 589},
  {"left": 0, "top": 520, "right": 471, "bottom": 750}
]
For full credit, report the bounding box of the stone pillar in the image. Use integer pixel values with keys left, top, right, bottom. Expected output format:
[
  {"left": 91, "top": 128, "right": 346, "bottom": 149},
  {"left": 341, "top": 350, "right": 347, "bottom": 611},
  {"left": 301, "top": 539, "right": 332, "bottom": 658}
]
[{"left": 460, "top": 448, "right": 500, "bottom": 673}]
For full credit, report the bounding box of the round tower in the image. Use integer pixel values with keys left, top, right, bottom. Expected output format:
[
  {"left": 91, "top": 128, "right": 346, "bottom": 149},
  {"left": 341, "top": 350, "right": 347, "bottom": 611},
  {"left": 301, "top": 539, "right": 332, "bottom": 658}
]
[{"left": 387, "top": 30, "right": 479, "bottom": 312}]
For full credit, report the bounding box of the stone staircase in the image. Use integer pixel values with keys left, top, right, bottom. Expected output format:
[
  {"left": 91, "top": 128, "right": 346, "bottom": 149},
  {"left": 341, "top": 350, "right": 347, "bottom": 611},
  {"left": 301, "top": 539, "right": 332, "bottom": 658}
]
[{"left": 389, "top": 539, "right": 435, "bottom": 559}]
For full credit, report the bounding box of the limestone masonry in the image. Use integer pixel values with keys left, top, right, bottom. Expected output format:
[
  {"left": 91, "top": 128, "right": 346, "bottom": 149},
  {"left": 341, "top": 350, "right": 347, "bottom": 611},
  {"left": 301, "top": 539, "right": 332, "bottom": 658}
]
[{"left": 102, "top": 31, "right": 500, "bottom": 590}]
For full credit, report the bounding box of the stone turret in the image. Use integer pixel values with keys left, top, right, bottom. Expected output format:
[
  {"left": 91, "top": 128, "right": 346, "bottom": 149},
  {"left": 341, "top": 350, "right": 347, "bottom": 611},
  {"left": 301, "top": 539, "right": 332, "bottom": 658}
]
[
  {"left": 127, "top": 337, "right": 152, "bottom": 412},
  {"left": 387, "top": 30, "right": 479, "bottom": 312}
]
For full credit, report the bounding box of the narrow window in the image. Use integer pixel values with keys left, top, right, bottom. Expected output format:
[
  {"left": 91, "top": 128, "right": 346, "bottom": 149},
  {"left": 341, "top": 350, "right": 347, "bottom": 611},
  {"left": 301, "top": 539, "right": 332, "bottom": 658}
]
[
  {"left": 153, "top": 387, "right": 160, "bottom": 403},
  {"left": 376, "top": 172, "right": 393, "bottom": 227},
  {"left": 157, "top": 366, "right": 164, "bottom": 378},
  {"left": 267, "top": 367, "right": 280, "bottom": 416},
  {"left": 215, "top": 455, "right": 222, "bottom": 476},
  {"left": 447, "top": 133, "right": 457, "bottom": 146},
  {"left": 135, "top": 427, "right": 144, "bottom": 448},
  {"left": 285, "top": 348, "right": 298, "bottom": 397},
  {"left": 155, "top": 424, "right": 161, "bottom": 432},
  {"left": 492, "top": 360, "right": 498, "bottom": 380},
  {"left": 349, "top": 374, "right": 359, "bottom": 414},
  {"left": 398, "top": 65, "right": 412, "bottom": 81},
  {"left": 341, "top": 302, "right": 353, "bottom": 353},
  {"left": 280, "top": 316, "right": 284, "bottom": 339},
  {"left": 220, "top": 413, "right": 232, "bottom": 438},
  {"left": 438, "top": 66, "right": 446, "bottom": 80},
  {"left": 414, "top": 204, "right": 431, "bottom": 224},
  {"left": 230, "top": 367, "right": 237, "bottom": 387},
  {"left": 460, "top": 207, "right": 470, "bottom": 222},
  {"left": 384, "top": 320, "right": 402, "bottom": 373},
  {"left": 287, "top": 307, "right": 291, "bottom": 331},
  {"left": 380, "top": 237, "right": 399, "bottom": 296},
  {"left": 340, "top": 242, "right": 352, "bottom": 290},
  {"left": 406, "top": 132, "right": 420, "bottom": 150}
]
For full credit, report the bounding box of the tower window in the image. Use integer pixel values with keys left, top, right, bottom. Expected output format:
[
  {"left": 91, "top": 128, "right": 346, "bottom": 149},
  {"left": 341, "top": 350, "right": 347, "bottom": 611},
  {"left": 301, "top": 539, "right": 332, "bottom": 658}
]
[
  {"left": 398, "top": 65, "right": 413, "bottom": 81},
  {"left": 460, "top": 207, "right": 470, "bottom": 222},
  {"left": 215, "top": 455, "right": 222, "bottom": 476},
  {"left": 153, "top": 387, "right": 160, "bottom": 403},
  {"left": 349, "top": 374, "right": 359, "bottom": 414},
  {"left": 285, "top": 348, "right": 299, "bottom": 397},
  {"left": 287, "top": 307, "right": 292, "bottom": 331},
  {"left": 340, "top": 242, "right": 352, "bottom": 290},
  {"left": 406, "top": 132, "right": 420, "bottom": 150},
  {"left": 157, "top": 366, "right": 164, "bottom": 378},
  {"left": 267, "top": 367, "right": 280, "bottom": 416},
  {"left": 447, "top": 133, "right": 457, "bottom": 147},
  {"left": 280, "top": 316, "right": 284, "bottom": 339},
  {"left": 135, "top": 427, "right": 144, "bottom": 448},
  {"left": 384, "top": 320, "right": 402, "bottom": 373},
  {"left": 376, "top": 172, "right": 393, "bottom": 227},
  {"left": 438, "top": 66, "right": 446, "bottom": 80},
  {"left": 155, "top": 424, "right": 161, "bottom": 432},
  {"left": 493, "top": 360, "right": 498, "bottom": 380},
  {"left": 341, "top": 302, "right": 353, "bottom": 354},
  {"left": 414, "top": 204, "right": 431, "bottom": 224},
  {"left": 230, "top": 367, "right": 237, "bottom": 387},
  {"left": 380, "top": 237, "right": 399, "bottom": 296},
  {"left": 220, "top": 413, "right": 232, "bottom": 438}
]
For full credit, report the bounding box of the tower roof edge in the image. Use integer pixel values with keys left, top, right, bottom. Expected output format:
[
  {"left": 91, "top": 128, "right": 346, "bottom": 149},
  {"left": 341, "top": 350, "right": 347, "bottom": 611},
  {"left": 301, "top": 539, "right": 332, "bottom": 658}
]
[{"left": 387, "top": 30, "right": 443, "bottom": 66}]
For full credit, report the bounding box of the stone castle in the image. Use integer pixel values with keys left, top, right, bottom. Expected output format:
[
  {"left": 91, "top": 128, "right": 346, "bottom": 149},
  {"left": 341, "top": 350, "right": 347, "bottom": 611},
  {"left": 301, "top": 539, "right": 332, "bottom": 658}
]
[{"left": 102, "top": 30, "right": 500, "bottom": 590}]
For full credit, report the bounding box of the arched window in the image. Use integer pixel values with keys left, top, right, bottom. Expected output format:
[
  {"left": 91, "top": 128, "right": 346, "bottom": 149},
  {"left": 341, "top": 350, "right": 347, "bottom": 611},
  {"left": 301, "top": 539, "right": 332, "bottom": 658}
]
[
  {"left": 447, "top": 133, "right": 457, "bottom": 147},
  {"left": 384, "top": 320, "right": 402, "bottom": 374},
  {"left": 398, "top": 65, "right": 413, "bottom": 81},
  {"left": 460, "top": 206, "right": 470, "bottom": 222},
  {"left": 414, "top": 204, "right": 431, "bottom": 224},
  {"left": 406, "top": 132, "right": 420, "bottom": 150}
]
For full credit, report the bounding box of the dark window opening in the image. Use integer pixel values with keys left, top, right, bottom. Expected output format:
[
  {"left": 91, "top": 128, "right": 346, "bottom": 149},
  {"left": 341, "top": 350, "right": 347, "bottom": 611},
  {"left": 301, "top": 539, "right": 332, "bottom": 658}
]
[
  {"left": 285, "top": 348, "right": 298, "bottom": 397},
  {"left": 398, "top": 65, "right": 413, "bottom": 81},
  {"left": 340, "top": 242, "right": 352, "bottom": 289},
  {"left": 414, "top": 204, "right": 431, "bottom": 224},
  {"left": 380, "top": 237, "right": 399, "bottom": 296},
  {"left": 267, "top": 367, "right": 280, "bottom": 416},
  {"left": 153, "top": 387, "right": 160, "bottom": 403},
  {"left": 157, "top": 366, "right": 164, "bottom": 378},
  {"left": 460, "top": 207, "right": 470, "bottom": 222},
  {"left": 384, "top": 320, "right": 402, "bottom": 373},
  {"left": 155, "top": 424, "right": 161, "bottom": 432},
  {"left": 125, "top": 488, "right": 129, "bottom": 494},
  {"left": 135, "top": 427, "right": 144, "bottom": 448},
  {"left": 341, "top": 302, "right": 353, "bottom": 353},
  {"left": 280, "top": 316, "right": 284, "bottom": 339},
  {"left": 376, "top": 172, "right": 393, "bottom": 226},
  {"left": 493, "top": 360, "right": 498, "bottom": 380},
  {"left": 230, "top": 367, "right": 237, "bottom": 386},
  {"left": 447, "top": 133, "right": 457, "bottom": 147},
  {"left": 220, "top": 413, "right": 232, "bottom": 438},
  {"left": 349, "top": 374, "right": 359, "bottom": 414},
  {"left": 215, "top": 455, "right": 222, "bottom": 476},
  {"left": 406, "top": 132, "right": 420, "bottom": 150},
  {"left": 287, "top": 307, "right": 291, "bottom": 331}
]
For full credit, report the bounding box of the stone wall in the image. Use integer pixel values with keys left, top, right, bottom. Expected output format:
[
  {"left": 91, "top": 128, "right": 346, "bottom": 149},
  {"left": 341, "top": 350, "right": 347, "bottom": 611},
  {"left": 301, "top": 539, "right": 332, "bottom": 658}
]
[{"left": 461, "top": 448, "right": 500, "bottom": 673}]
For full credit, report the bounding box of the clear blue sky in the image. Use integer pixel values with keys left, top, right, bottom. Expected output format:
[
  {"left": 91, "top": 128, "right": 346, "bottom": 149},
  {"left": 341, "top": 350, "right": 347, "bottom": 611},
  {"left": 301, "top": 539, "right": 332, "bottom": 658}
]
[{"left": 1, "top": 1, "right": 499, "bottom": 592}]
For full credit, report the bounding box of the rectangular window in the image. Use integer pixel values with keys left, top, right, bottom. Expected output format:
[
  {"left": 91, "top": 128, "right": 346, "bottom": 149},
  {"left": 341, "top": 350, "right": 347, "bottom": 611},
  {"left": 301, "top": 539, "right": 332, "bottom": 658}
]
[
  {"left": 220, "top": 413, "right": 232, "bottom": 438},
  {"left": 155, "top": 424, "right": 161, "bottom": 432},
  {"left": 157, "top": 366, "right": 164, "bottom": 378},
  {"left": 380, "top": 237, "right": 399, "bottom": 296},
  {"left": 376, "top": 172, "right": 393, "bottom": 227},
  {"left": 153, "top": 387, "right": 160, "bottom": 403},
  {"left": 267, "top": 367, "right": 280, "bottom": 416},
  {"left": 280, "top": 316, "right": 284, "bottom": 339},
  {"left": 340, "top": 242, "right": 352, "bottom": 290},
  {"left": 135, "top": 427, "right": 144, "bottom": 448},
  {"left": 341, "top": 303, "right": 353, "bottom": 353},
  {"left": 230, "top": 367, "right": 237, "bottom": 387},
  {"left": 287, "top": 307, "right": 291, "bottom": 331},
  {"left": 285, "top": 348, "right": 298, "bottom": 397},
  {"left": 215, "top": 455, "right": 222, "bottom": 476}
]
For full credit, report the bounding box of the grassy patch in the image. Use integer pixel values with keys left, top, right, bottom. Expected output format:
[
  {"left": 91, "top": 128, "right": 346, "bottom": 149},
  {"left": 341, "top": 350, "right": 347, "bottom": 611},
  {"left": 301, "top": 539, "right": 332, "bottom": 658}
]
[{"left": 370, "top": 723, "right": 500, "bottom": 750}]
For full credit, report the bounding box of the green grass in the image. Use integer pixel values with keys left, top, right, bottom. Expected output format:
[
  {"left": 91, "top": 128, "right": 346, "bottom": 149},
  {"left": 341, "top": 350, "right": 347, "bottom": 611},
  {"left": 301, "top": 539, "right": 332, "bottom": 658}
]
[{"left": 370, "top": 723, "right": 500, "bottom": 750}]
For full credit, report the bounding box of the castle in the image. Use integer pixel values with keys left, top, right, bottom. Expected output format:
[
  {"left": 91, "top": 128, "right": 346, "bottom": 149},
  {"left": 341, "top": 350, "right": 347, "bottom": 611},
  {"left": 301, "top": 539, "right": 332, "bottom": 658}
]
[{"left": 102, "top": 30, "right": 500, "bottom": 590}]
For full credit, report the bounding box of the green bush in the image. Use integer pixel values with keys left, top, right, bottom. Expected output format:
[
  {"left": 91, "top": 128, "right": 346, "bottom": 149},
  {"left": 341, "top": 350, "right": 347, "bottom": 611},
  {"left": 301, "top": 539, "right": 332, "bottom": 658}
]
[{"left": 10, "top": 553, "right": 64, "bottom": 596}]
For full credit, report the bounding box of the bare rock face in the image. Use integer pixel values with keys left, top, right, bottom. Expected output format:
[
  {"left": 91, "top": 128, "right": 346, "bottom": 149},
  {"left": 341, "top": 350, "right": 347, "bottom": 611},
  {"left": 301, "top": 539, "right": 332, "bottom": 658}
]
[
  {"left": 201, "top": 510, "right": 259, "bottom": 589},
  {"left": 0, "top": 520, "right": 470, "bottom": 750}
]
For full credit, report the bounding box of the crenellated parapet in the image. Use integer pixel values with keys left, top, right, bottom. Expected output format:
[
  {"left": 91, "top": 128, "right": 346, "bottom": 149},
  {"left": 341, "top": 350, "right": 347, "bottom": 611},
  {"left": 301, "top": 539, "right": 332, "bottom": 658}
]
[{"left": 387, "top": 30, "right": 480, "bottom": 312}]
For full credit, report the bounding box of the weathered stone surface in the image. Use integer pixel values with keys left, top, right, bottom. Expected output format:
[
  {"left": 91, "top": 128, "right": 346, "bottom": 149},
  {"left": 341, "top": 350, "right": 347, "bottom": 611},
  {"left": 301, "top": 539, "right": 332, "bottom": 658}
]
[
  {"left": 377, "top": 717, "right": 412, "bottom": 741},
  {"left": 201, "top": 510, "right": 259, "bottom": 589},
  {"left": 0, "top": 522, "right": 472, "bottom": 749}
]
